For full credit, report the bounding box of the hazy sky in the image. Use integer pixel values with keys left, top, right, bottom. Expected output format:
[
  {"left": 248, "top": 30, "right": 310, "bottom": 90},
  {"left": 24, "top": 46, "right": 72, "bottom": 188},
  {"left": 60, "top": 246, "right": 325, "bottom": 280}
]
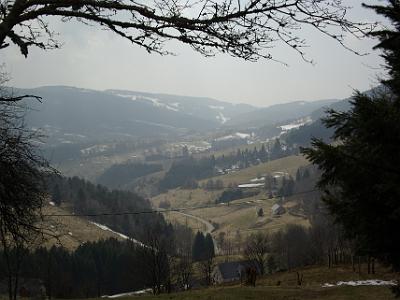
[{"left": 1, "top": 1, "right": 385, "bottom": 107}]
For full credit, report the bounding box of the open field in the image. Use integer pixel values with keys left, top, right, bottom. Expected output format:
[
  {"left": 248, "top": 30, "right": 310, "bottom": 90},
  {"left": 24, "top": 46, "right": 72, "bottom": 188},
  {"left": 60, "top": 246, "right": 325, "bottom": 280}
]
[
  {"left": 40, "top": 204, "right": 124, "bottom": 250},
  {"left": 164, "top": 196, "right": 309, "bottom": 240},
  {"left": 151, "top": 155, "right": 310, "bottom": 239},
  {"left": 104, "top": 265, "right": 399, "bottom": 300},
  {"left": 199, "top": 154, "right": 309, "bottom": 186},
  {"left": 194, "top": 141, "right": 269, "bottom": 159},
  {"left": 57, "top": 149, "right": 145, "bottom": 181},
  {"left": 152, "top": 155, "right": 309, "bottom": 207}
]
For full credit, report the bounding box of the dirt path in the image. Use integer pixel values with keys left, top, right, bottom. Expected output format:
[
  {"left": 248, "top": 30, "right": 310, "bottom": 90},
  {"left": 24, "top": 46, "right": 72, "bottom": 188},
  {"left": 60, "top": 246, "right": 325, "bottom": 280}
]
[
  {"left": 173, "top": 211, "right": 220, "bottom": 253},
  {"left": 174, "top": 211, "right": 215, "bottom": 233}
]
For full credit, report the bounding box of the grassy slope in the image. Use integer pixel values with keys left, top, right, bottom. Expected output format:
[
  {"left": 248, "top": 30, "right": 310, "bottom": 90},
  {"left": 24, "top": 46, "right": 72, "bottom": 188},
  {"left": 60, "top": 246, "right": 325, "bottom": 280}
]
[
  {"left": 200, "top": 154, "right": 309, "bottom": 186},
  {"left": 40, "top": 204, "right": 124, "bottom": 250},
  {"left": 122, "top": 265, "right": 398, "bottom": 300},
  {"left": 151, "top": 155, "right": 310, "bottom": 239}
]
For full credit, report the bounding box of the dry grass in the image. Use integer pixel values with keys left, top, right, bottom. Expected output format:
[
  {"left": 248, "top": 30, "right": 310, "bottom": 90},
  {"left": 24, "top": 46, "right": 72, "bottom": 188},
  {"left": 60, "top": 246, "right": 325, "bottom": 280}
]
[
  {"left": 199, "top": 154, "right": 309, "bottom": 187},
  {"left": 105, "top": 265, "right": 399, "bottom": 300},
  {"left": 151, "top": 155, "right": 310, "bottom": 240},
  {"left": 39, "top": 204, "right": 124, "bottom": 250}
]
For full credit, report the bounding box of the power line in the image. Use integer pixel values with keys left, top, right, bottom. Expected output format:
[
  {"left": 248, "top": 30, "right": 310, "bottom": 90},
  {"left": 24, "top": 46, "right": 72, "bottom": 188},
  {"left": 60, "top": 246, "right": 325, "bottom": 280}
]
[{"left": 43, "top": 188, "right": 319, "bottom": 218}]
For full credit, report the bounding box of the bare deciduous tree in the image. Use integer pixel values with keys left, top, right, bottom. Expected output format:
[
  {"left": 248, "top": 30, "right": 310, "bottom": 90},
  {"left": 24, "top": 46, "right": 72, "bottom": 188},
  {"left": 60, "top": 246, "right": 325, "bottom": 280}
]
[
  {"left": 0, "top": 70, "right": 53, "bottom": 300},
  {"left": 140, "top": 231, "right": 171, "bottom": 295},
  {"left": 172, "top": 224, "right": 193, "bottom": 290},
  {"left": 244, "top": 232, "right": 269, "bottom": 275},
  {"left": 199, "top": 256, "right": 215, "bottom": 286},
  {"left": 0, "top": 0, "right": 374, "bottom": 61}
]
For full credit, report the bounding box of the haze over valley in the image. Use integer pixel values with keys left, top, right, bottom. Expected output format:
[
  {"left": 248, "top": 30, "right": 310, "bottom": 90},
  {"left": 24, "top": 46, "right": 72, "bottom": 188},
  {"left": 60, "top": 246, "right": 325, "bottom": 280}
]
[{"left": 1, "top": 1, "right": 399, "bottom": 299}]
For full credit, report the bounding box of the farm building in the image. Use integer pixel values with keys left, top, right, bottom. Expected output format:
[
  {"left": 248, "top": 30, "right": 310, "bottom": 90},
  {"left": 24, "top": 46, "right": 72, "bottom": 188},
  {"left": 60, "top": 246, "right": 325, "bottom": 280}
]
[{"left": 212, "top": 260, "right": 260, "bottom": 284}]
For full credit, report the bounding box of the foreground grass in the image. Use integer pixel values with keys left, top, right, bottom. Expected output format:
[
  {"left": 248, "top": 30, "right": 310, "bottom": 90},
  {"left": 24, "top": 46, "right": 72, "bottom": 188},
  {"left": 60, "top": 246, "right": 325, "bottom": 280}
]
[
  {"left": 132, "top": 285, "right": 395, "bottom": 300},
  {"left": 120, "top": 265, "right": 398, "bottom": 300}
]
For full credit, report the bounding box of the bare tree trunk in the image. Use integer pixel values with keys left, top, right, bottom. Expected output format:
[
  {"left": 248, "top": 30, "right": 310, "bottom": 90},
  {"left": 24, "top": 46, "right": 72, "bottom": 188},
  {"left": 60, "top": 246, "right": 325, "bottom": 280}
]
[
  {"left": 372, "top": 258, "right": 375, "bottom": 274},
  {"left": 328, "top": 251, "right": 331, "bottom": 268},
  {"left": 367, "top": 256, "right": 371, "bottom": 274}
]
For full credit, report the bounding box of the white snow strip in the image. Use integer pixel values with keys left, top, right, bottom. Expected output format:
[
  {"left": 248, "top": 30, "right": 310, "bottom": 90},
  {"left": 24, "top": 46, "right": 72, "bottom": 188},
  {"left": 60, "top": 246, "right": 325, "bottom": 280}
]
[
  {"left": 250, "top": 177, "right": 265, "bottom": 183},
  {"left": 280, "top": 123, "right": 304, "bottom": 131},
  {"left": 216, "top": 112, "right": 230, "bottom": 124},
  {"left": 322, "top": 279, "right": 397, "bottom": 288},
  {"left": 215, "top": 132, "right": 249, "bottom": 141},
  {"left": 209, "top": 105, "right": 225, "bottom": 110},
  {"left": 63, "top": 133, "right": 86, "bottom": 138},
  {"left": 90, "top": 222, "right": 146, "bottom": 247},
  {"left": 134, "top": 119, "right": 177, "bottom": 129},
  {"left": 279, "top": 116, "right": 312, "bottom": 131},
  {"left": 102, "top": 288, "right": 152, "bottom": 298},
  {"left": 115, "top": 94, "right": 138, "bottom": 101},
  {"left": 235, "top": 132, "right": 250, "bottom": 139},
  {"left": 238, "top": 183, "right": 264, "bottom": 188},
  {"left": 170, "top": 102, "right": 180, "bottom": 108},
  {"left": 142, "top": 97, "right": 180, "bottom": 112},
  {"left": 80, "top": 144, "right": 109, "bottom": 154}
]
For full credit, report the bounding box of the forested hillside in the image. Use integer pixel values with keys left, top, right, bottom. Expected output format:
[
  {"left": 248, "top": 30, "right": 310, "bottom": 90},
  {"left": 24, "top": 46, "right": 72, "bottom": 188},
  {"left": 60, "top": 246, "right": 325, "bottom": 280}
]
[{"left": 47, "top": 176, "right": 171, "bottom": 242}]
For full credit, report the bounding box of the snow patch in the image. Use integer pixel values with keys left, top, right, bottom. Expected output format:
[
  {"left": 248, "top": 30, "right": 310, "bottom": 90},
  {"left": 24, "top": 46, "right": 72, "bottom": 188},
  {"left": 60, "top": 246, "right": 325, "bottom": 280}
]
[
  {"left": 235, "top": 132, "right": 250, "bottom": 139},
  {"left": 115, "top": 94, "right": 138, "bottom": 101},
  {"left": 102, "top": 288, "right": 152, "bottom": 298},
  {"left": 238, "top": 183, "right": 264, "bottom": 188},
  {"left": 250, "top": 177, "right": 265, "bottom": 183},
  {"left": 170, "top": 102, "right": 180, "bottom": 108},
  {"left": 114, "top": 93, "right": 180, "bottom": 112},
  {"left": 215, "top": 132, "right": 250, "bottom": 141},
  {"left": 216, "top": 112, "right": 230, "bottom": 124},
  {"left": 272, "top": 171, "right": 288, "bottom": 178},
  {"left": 279, "top": 116, "right": 312, "bottom": 131},
  {"left": 322, "top": 279, "right": 397, "bottom": 288},
  {"left": 142, "top": 97, "right": 180, "bottom": 112},
  {"left": 81, "top": 144, "right": 109, "bottom": 155},
  {"left": 209, "top": 105, "right": 225, "bottom": 110},
  {"left": 90, "top": 222, "right": 146, "bottom": 247}
]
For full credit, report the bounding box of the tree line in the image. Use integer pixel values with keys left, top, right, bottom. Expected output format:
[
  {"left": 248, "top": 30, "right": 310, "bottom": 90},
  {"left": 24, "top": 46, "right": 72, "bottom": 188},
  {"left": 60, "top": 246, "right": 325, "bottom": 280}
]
[
  {"left": 47, "top": 175, "right": 170, "bottom": 242},
  {"left": 159, "top": 140, "right": 293, "bottom": 191}
]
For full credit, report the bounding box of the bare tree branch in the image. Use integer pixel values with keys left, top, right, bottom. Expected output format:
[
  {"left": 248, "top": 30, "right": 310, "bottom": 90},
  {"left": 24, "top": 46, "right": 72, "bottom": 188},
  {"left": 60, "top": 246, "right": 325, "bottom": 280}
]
[{"left": 0, "top": 0, "right": 376, "bottom": 61}]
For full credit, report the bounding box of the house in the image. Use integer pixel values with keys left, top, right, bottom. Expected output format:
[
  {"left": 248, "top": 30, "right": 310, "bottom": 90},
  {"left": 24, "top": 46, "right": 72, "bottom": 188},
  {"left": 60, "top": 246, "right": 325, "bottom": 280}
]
[
  {"left": 212, "top": 260, "right": 260, "bottom": 284},
  {"left": 271, "top": 203, "right": 286, "bottom": 216}
]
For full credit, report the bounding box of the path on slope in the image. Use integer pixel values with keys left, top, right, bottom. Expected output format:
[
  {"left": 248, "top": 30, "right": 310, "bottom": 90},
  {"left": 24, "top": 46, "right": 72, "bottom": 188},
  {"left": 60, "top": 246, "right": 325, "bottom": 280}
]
[
  {"left": 173, "top": 210, "right": 219, "bottom": 253},
  {"left": 174, "top": 211, "right": 215, "bottom": 234}
]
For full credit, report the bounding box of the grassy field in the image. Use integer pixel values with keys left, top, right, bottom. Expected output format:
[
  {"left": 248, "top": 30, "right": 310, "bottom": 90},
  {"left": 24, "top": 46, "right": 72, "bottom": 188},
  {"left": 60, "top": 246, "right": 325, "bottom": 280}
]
[
  {"left": 106, "top": 265, "right": 398, "bottom": 300},
  {"left": 0, "top": 265, "right": 396, "bottom": 300},
  {"left": 151, "top": 155, "right": 311, "bottom": 240},
  {"left": 40, "top": 204, "right": 124, "bottom": 250},
  {"left": 199, "top": 154, "right": 309, "bottom": 187}
]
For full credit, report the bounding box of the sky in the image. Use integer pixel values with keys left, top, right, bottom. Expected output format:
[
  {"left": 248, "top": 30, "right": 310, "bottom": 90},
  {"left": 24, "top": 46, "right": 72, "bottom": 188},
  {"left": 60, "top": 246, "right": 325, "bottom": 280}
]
[{"left": 1, "top": 1, "right": 386, "bottom": 107}]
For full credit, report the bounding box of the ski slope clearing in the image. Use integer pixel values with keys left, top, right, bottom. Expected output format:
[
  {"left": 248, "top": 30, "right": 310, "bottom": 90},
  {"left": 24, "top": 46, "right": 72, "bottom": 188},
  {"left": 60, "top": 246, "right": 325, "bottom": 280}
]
[{"left": 90, "top": 222, "right": 146, "bottom": 247}]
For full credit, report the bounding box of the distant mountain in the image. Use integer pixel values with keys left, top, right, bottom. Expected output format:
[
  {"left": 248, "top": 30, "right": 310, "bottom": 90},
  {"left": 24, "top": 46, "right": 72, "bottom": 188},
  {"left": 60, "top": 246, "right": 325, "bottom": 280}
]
[
  {"left": 226, "top": 99, "right": 339, "bottom": 128},
  {"left": 284, "top": 87, "right": 382, "bottom": 146},
  {"left": 106, "top": 89, "right": 256, "bottom": 124},
  {"left": 14, "top": 86, "right": 220, "bottom": 143},
  {"left": 17, "top": 86, "right": 258, "bottom": 144}
]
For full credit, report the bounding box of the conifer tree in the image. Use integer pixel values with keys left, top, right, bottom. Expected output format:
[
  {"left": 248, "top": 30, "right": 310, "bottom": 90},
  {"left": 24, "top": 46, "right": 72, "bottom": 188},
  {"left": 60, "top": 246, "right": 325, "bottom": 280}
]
[{"left": 303, "top": 0, "right": 400, "bottom": 271}]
